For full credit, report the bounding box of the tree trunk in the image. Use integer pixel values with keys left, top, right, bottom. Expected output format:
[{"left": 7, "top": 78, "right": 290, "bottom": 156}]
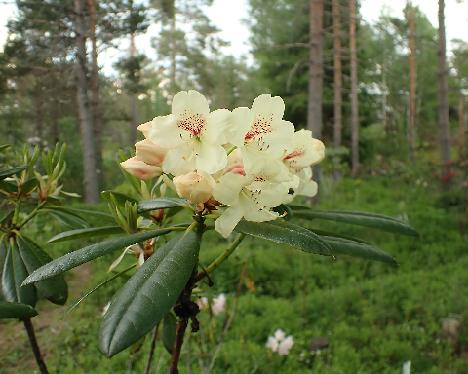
[
  {"left": 74, "top": 0, "right": 99, "bottom": 203},
  {"left": 349, "top": 0, "right": 359, "bottom": 176},
  {"left": 129, "top": 32, "right": 138, "bottom": 146},
  {"left": 170, "top": 10, "right": 177, "bottom": 95},
  {"left": 87, "top": 0, "right": 103, "bottom": 178},
  {"left": 437, "top": 0, "right": 451, "bottom": 180},
  {"left": 34, "top": 90, "right": 44, "bottom": 143},
  {"left": 458, "top": 95, "right": 465, "bottom": 161},
  {"left": 407, "top": 2, "right": 416, "bottom": 161},
  {"left": 332, "top": 0, "right": 342, "bottom": 180},
  {"left": 307, "top": 0, "right": 323, "bottom": 139}
]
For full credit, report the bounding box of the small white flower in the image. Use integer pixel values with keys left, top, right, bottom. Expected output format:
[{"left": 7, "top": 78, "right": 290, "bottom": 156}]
[
  {"left": 266, "top": 329, "right": 294, "bottom": 356},
  {"left": 149, "top": 90, "right": 230, "bottom": 175},
  {"left": 277, "top": 335, "right": 294, "bottom": 355},
  {"left": 212, "top": 293, "right": 226, "bottom": 316}
]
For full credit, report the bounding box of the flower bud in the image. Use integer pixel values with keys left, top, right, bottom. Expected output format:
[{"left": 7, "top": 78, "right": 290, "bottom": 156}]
[
  {"left": 173, "top": 171, "right": 215, "bottom": 204},
  {"left": 135, "top": 139, "right": 167, "bottom": 166},
  {"left": 120, "top": 157, "right": 162, "bottom": 180},
  {"left": 137, "top": 121, "right": 152, "bottom": 138}
]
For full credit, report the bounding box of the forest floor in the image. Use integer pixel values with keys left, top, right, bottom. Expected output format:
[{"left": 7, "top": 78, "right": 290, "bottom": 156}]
[{"left": 0, "top": 174, "right": 466, "bottom": 373}]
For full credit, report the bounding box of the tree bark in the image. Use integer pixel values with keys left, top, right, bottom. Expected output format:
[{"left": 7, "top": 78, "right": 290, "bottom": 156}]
[
  {"left": 458, "top": 94, "right": 465, "bottom": 161},
  {"left": 129, "top": 32, "right": 139, "bottom": 146},
  {"left": 87, "top": 0, "right": 103, "bottom": 178},
  {"left": 437, "top": 0, "right": 451, "bottom": 180},
  {"left": 349, "top": 0, "right": 360, "bottom": 176},
  {"left": 170, "top": 8, "right": 177, "bottom": 95},
  {"left": 307, "top": 0, "right": 323, "bottom": 139},
  {"left": 407, "top": 2, "right": 416, "bottom": 161},
  {"left": 332, "top": 0, "right": 342, "bottom": 179},
  {"left": 74, "top": 0, "right": 99, "bottom": 203}
]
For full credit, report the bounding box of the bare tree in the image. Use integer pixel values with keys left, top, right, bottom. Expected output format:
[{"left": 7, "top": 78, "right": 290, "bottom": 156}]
[
  {"left": 307, "top": 0, "right": 323, "bottom": 139},
  {"left": 349, "top": 0, "right": 359, "bottom": 176},
  {"left": 73, "top": 0, "right": 99, "bottom": 203},
  {"left": 332, "top": 0, "right": 342, "bottom": 179},
  {"left": 407, "top": 2, "right": 416, "bottom": 161},
  {"left": 437, "top": 0, "right": 451, "bottom": 180}
]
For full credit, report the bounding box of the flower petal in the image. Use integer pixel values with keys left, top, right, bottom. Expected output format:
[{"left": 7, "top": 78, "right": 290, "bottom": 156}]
[
  {"left": 172, "top": 90, "right": 210, "bottom": 118},
  {"left": 213, "top": 172, "right": 247, "bottom": 206},
  {"left": 251, "top": 94, "right": 285, "bottom": 121},
  {"left": 149, "top": 114, "right": 180, "bottom": 148},
  {"left": 215, "top": 205, "right": 245, "bottom": 238},
  {"left": 228, "top": 107, "right": 253, "bottom": 146},
  {"left": 120, "top": 157, "right": 162, "bottom": 180},
  {"left": 195, "top": 143, "right": 227, "bottom": 174},
  {"left": 204, "top": 109, "right": 231, "bottom": 144},
  {"left": 162, "top": 145, "right": 196, "bottom": 176}
]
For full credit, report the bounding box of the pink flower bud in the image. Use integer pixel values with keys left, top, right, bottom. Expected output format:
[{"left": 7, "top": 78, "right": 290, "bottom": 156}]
[
  {"left": 135, "top": 139, "right": 168, "bottom": 167},
  {"left": 173, "top": 171, "right": 215, "bottom": 204},
  {"left": 120, "top": 157, "right": 162, "bottom": 180},
  {"left": 137, "top": 121, "right": 152, "bottom": 138}
]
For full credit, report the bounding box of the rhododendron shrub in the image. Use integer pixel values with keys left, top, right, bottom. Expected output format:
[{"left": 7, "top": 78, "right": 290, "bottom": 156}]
[{"left": 23, "top": 91, "right": 417, "bottom": 372}]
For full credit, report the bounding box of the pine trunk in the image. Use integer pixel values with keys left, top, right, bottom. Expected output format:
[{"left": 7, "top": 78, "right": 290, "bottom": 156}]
[
  {"left": 87, "top": 0, "right": 103, "bottom": 177},
  {"left": 458, "top": 95, "right": 465, "bottom": 161},
  {"left": 407, "top": 3, "right": 416, "bottom": 161},
  {"left": 332, "top": 0, "right": 342, "bottom": 179},
  {"left": 171, "top": 13, "right": 177, "bottom": 94},
  {"left": 307, "top": 0, "right": 323, "bottom": 139},
  {"left": 437, "top": 0, "right": 451, "bottom": 180},
  {"left": 129, "top": 32, "right": 138, "bottom": 146},
  {"left": 349, "top": 0, "right": 360, "bottom": 176},
  {"left": 74, "top": 0, "right": 99, "bottom": 203}
]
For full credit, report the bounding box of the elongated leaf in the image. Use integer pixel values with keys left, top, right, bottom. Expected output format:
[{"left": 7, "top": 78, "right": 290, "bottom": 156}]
[
  {"left": 0, "top": 180, "right": 17, "bottom": 194},
  {"left": 23, "top": 228, "right": 172, "bottom": 285},
  {"left": 0, "top": 167, "right": 26, "bottom": 180},
  {"left": 101, "top": 190, "right": 137, "bottom": 205},
  {"left": 320, "top": 236, "right": 397, "bottom": 266},
  {"left": 99, "top": 229, "right": 201, "bottom": 357},
  {"left": 138, "top": 198, "right": 188, "bottom": 213},
  {"left": 41, "top": 207, "right": 90, "bottom": 229},
  {"left": 162, "top": 312, "right": 177, "bottom": 354},
  {"left": 0, "top": 209, "right": 13, "bottom": 225},
  {"left": 0, "top": 301, "right": 38, "bottom": 319},
  {"left": 2, "top": 242, "right": 37, "bottom": 306},
  {"left": 17, "top": 236, "right": 68, "bottom": 305},
  {"left": 306, "top": 228, "right": 368, "bottom": 243},
  {"left": 56, "top": 206, "right": 114, "bottom": 220},
  {"left": 48, "top": 226, "right": 124, "bottom": 243},
  {"left": 234, "top": 220, "right": 333, "bottom": 256},
  {"left": 291, "top": 207, "right": 418, "bottom": 237}
]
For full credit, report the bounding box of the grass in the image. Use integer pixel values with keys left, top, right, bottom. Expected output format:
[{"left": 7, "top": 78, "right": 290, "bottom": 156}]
[{"left": 0, "top": 174, "right": 466, "bottom": 373}]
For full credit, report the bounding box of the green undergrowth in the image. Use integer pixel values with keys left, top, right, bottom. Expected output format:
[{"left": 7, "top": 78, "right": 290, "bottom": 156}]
[{"left": 0, "top": 175, "right": 466, "bottom": 373}]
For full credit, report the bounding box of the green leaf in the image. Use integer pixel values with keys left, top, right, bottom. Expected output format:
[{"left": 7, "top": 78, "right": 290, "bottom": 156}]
[
  {"left": 162, "top": 312, "right": 177, "bottom": 354},
  {"left": 0, "top": 144, "right": 11, "bottom": 152},
  {"left": 101, "top": 190, "right": 137, "bottom": 205},
  {"left": 2, "top": 241, "right": 37, "bottom": 306},
  {"left": 291, "top": 207, "right": 418, "bottom": 237},
  {"left": 23, "top": 228, "right": 173, "bottom": 285},
  {"left": 17, "top": 236, "right": 68, "bottom": 305},
  {"left": 48, "top": 226, "right": 124, "bottom": 243},
  {"left": 0, "top": 180, "right": 17, "bottom": 194},
  {"left": 53, "top": 206, "right": 113, "bottom": 220},
  {"left": 320, "top": 236, "right": 397, "bottom": 266},
  {"left": 20, "top": 179, "right": 38, "bottom": 194},
  {"left": 0, "top": 209, "right": 14, "bottom": 225},
  {"left": 41, "top": 207, "right": 90, "bottom": 229},
  {"left": 0, "top": 301, "right": 38, "bottom": 319},
  {"left": 138, "top": 198, "right": 188, "bottom": 213},
  {"left": 234, "top": 220, "right": 333, "bottom": 256},
  {"left": 0, "top": 167, "right": 26, "bottom": 180},
  {"left": 99, "top": 229, "right": 201, "bottom": 357}
]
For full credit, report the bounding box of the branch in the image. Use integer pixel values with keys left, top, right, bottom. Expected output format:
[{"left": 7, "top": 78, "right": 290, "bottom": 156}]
[{"left": 23, "top": 318, "right": 49, "bottom": 374}]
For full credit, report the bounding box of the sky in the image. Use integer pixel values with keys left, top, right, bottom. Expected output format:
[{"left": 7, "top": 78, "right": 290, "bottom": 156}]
[{"left": 0, "top": 0, "right": 466, "bottom": 69}]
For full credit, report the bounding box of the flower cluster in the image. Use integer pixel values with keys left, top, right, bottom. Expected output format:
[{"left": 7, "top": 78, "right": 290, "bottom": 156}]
[
  {"left": 266, "top": 329, "right": 294, "bottom": 356},
  {"left": 197, "top": 293, "right": 226, "bottom": 316},
  {"left": 121, "top": 90, "right": 325, "bottom": 237}
]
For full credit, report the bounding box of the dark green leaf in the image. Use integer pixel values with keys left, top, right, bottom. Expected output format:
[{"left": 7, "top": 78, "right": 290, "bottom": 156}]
[
  {"left": 320, "top": 236, "right": 397, "bottom": 266},
  {"left": 2, "top": 241, "right": 37, "bottom": 306},
  {"left": 291, "top": 207, "right": 418, "bottom": 237},
  {"left": 0, "top": 144, "right": 11, "bottom": 152},
  {"left": 20, "top": 179, "right": 37, "bottom": 194},
  {"left": 138, "top": 198, "right": 188, "bottom": 213},
  {"left": 0, "top": 301, "right": 38, "bottom": 319},
  {"left": 306, "top": 228, "right": 368, "bottom": 243},
  {"left": 0, "top": 167, "right": 26, "bottom": 180},
  {"left": 17, "top": 236, "right": 68, "bottom": 305},
  {"left": 162, "top": 312, "right": 177, "bottom": 354},
  {"left": 23, "top": 228, "right": 173, "bottom": 285},
  {"left": 0, "top": 180, "right": 17, "bottom": 194},
  {"left": 99, "top": 229, "right": 201, "bottom": 357},
  {"left": 48, "top": 226, "right": 124, "bottom": 243},
  {"left": 0, "top": 209, "right": 14, "bottom": 225},
  {"left": 234, "top": 220, "right": 333, "bottom": 256},
  {"left": 41, "top": 207, "right": 90, "bottom": 229},
  {"left": 60, "top": 206, "right": 114, "bottom": 220}
]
